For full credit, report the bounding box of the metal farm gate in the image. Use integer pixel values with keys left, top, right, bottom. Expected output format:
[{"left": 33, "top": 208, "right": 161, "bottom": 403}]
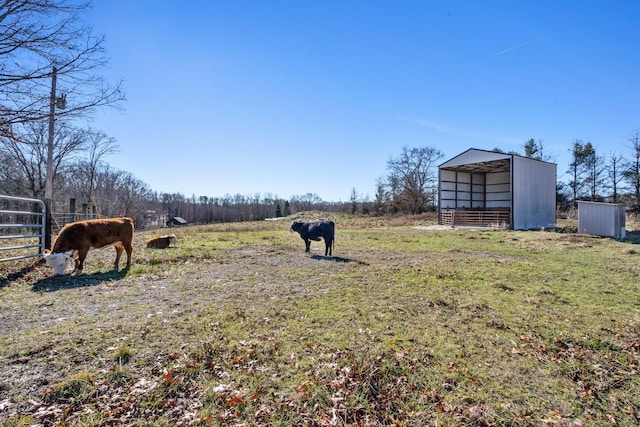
[{"left": 0, "top": 195, "right": 46, "bottom": 263}]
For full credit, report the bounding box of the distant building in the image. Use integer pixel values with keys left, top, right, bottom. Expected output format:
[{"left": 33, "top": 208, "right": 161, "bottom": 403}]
[
  {"left": 166, "top": 216, "right": 188, "bottom": 227},
  {"left": 439, "top": 148, "right": 557, "bottom": 230}
]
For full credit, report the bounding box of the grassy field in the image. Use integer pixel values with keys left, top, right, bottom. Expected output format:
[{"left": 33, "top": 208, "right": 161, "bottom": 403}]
[{"left": 1, "top": 213, "right": 639, "bottom": 426}]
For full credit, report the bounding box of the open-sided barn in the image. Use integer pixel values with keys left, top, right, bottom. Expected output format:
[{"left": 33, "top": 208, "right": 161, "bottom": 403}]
[{"left": 438, "top": 148, "right": 556, "bottom": 230}]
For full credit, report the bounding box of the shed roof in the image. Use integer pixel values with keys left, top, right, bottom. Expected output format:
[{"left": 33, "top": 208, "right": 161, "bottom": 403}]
[
  {"left": 439, "top": 148, "right": 554, "bottom": 173},
  {"left": 576, "top": 201, "right": 626, "bottom": 207}
]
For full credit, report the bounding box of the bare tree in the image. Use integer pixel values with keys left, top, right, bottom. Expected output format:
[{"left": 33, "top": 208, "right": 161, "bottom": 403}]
[
  {"left": 1, "top": 0, "right": 124, "bottom": 247},
  {"left": 0, "top": 0, "right": 124, "bottom": 129},
  {"left": 290, "top": 193, "right": 323, "bottom": 212},
  {"left": 76, "top": 128, "right": 118, "bottom": 204},
  {"left": 0, "top": 149, "right": 24, "bottom": 194},
  {"left": 115, "top": 171, "right": 151, "bottom": 219},
  {"left": 162, "top": 192, "right": 186, "bottom": 222},
  {"left": 0, "top": 119, "right": 84, "bottom": 198},
  {"left": 58, "top": 165, "right": 152, "bottom": 221},
  {"left": 607, "top": 152, "right": 626, "bottom": 203},
  {"left": 623, "top": 130, "right": 640, "bottom": 210},
  {"left": 386, "top": 146, "right": 443, "bottom": 214},
  {"left": 92, "top": 166, "right": 120, "bottom": 211}
]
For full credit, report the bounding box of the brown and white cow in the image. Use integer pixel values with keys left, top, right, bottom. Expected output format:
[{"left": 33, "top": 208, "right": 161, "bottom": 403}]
[
  {"left": 44, "top": 217, "right": 134, "bottom": 275},
  {"left": 146, "top": 234, "right": 178, "bottom": 249}
]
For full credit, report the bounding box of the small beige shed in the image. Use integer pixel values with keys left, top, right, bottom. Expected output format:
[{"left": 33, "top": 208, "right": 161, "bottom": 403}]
[{"left": 577, "top": 201, "right": 626, "bottom": 240}]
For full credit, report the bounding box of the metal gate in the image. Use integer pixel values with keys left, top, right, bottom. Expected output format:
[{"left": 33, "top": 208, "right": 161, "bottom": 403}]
[{"left": 0, "top": 195, "right": 46, "bottom": 263}]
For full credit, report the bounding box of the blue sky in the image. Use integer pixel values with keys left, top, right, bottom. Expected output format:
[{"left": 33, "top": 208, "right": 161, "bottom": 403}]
[{"left": 87, "top": 1, "right": 640, "bottom": 202}]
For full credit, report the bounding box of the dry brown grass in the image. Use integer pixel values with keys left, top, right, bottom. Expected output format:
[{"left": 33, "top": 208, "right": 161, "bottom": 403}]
[{"left": 1, "top": 213, "right": 639, "bottom": 426}]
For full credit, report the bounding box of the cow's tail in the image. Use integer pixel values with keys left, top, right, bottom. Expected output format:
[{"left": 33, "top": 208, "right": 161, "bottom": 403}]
[{"left": 331, "top": 222, "right": 336, "bottom": 254}]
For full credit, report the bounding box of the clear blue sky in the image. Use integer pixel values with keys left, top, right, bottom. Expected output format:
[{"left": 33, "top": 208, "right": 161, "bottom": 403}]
[{"left": 87, "top": 1, "right": 640, "bottom": 202}]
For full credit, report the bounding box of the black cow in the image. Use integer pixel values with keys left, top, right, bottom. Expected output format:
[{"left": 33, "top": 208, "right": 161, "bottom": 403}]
[{"left": 290, "top": 220, "right": 335, "bottom": 256}]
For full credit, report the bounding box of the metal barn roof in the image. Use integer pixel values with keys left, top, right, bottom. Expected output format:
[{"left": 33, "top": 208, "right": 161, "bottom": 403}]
[{"left": 439, "top": 148, "right": 555, "bottom": 173}]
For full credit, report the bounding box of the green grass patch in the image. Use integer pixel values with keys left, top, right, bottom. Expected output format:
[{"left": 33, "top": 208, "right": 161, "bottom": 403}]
[{"left": 1, "top": 215, "right": 639, "bottom": 425}]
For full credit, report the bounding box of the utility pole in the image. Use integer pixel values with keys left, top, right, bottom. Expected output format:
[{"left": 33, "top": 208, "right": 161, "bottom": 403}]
[{"left": 44, "top": 67, "right": 65, "bottom": 249}]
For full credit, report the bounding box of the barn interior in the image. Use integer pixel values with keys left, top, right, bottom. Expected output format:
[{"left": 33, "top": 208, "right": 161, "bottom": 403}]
[{"left": 439, "top": 158, "right": 512, "bottom": 228}]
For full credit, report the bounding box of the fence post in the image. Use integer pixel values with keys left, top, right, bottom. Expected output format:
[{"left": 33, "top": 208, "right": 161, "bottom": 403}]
[{"left": 44, "top": 199, "right": 52, "bottom": 249}]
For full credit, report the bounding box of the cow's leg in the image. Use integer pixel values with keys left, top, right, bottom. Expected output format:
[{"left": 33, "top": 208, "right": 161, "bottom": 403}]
[
  {"left": 124, "top": 241, "right": 133, "bottom": 267},
  {"left": 76, "top": 247, "right": 89, "bottom": 273},
  {"left": 325, "top": 238, "right": 333, "bottom": 256},
  {"left": 113, "top": 243, "right": 124, "bottom": 269},
  {"left": 304, "top": 239, "right": 311, "bottom": 253}
]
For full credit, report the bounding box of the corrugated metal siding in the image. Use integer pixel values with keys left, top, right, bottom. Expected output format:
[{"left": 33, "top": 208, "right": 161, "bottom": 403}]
[
  {"left": 485, "top": 171, "right": 510, "bottom": 208},
  {"left": 440, "top": 169, "right": 494, "bottom": 209},
  {"left": 512, "top": 156, "right": 556, "bottom": 230},
  {"left": 439, "top": 169, "right": 456, "bottom": 209},
  {"left": 577, "top": 201, "right": 626, "bottom": 239}
]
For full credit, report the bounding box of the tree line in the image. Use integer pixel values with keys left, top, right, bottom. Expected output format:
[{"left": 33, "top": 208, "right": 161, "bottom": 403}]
[
  {"left": 492, "top": 137, "right": 640, "bottom": 211},
  {"left": 561, "top": 133, "right": 640, "bottom": 210}
]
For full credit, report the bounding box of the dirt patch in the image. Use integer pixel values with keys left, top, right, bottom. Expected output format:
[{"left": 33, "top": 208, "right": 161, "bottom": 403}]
[{"left": 0, "top": 241, "right": 368, "bottom": 417}]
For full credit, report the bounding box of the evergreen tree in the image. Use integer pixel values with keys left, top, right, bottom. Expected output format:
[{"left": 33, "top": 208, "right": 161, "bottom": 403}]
[{"left": 567, "top": 140, "right": 591, "bottom": 204}]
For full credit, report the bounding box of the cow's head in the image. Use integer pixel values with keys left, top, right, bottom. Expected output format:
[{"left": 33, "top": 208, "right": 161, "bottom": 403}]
[
  {"left": 290, "top": 221, "right": 303, "bottom": 233},
  {"left": 44, "top": 250, "right": 74, "bottom": 276},
  {"left": 168, "top": 234, "right": 178, "bottom": 244}
]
